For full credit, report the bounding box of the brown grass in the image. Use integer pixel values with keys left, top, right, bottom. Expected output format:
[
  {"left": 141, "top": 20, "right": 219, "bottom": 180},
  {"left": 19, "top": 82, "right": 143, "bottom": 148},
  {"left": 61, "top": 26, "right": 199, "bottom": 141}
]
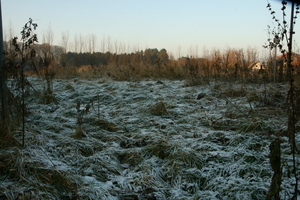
[
  {"left": 94, "top": 119, "right": 120, "bottom": 132},
  {"left": 149, "top": 101, "right": 168, "bottom": 116}
]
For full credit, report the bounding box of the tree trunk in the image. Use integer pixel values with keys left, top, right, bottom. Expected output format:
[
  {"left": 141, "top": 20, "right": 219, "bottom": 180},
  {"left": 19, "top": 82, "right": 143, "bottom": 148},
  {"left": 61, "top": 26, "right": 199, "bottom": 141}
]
[{"left": 0, "top": 0, "right": 10, "bottom": 136}]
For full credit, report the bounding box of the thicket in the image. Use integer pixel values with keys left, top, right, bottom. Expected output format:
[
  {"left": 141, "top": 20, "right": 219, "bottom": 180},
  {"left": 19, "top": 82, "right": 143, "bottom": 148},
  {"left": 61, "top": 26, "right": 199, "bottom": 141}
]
[
  {"left": 32, "top": 47, "right": 293, "bottom": 84},
  {"left": 3, "top": 37, "right": 297, "bottom": 84}
]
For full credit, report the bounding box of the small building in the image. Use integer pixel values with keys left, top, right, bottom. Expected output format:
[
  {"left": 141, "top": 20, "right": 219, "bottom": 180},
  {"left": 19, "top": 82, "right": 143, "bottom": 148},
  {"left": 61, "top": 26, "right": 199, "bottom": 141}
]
[{"left": 250, "top": 61, "right": 264, "bottom": 72}]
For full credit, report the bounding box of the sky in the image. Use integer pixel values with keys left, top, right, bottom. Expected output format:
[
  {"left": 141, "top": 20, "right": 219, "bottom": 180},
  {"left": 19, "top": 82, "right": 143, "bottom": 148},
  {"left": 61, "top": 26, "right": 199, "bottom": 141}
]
[{"left": 2, "top": 0, "right": 300, "bottom": 58}]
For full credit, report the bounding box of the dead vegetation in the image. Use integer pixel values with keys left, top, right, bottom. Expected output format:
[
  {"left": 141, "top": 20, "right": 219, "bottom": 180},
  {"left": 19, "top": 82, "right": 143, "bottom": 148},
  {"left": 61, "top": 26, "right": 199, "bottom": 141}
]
[
  {"left": 0, "top": 78, "right": 298, "bottom": 199},
  {"left": 149, "top": 101, "right": 168, "bottom": 116}
]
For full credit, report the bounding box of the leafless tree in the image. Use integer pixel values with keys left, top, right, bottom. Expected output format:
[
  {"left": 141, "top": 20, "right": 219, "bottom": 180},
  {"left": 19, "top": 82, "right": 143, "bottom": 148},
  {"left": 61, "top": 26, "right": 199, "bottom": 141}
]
[
  {"left": 100, "top": 34, "right": 106, "bottom": 53},
  {"left": 42, "top": 23, "right": 54, "bottom": 46},
  {"left": 87, "top": 34, "right": 97, "bottom": 53},
  {"left": 60, "top": 31, "right": 69, "bottom": 67},
  {"left": 107, "top": 35, "right": 112, "bottom": 52},
  {"left": 114, "top": 39, "right": 119, "bottom": 54},
  {"left": 73, "top": 34, "right": 79, "bottom": 53},
  {"left": 79, "top": 34, "right": 85, "bottom": 53},
  {"left": 61, "top": 31, "right": 69, "bottom": 53},
  {"left": 87, "top": 34, "right": 97, "bottom": 68},
  {"left": 73, "top": 34, "right": 81, "bottom": 67}
]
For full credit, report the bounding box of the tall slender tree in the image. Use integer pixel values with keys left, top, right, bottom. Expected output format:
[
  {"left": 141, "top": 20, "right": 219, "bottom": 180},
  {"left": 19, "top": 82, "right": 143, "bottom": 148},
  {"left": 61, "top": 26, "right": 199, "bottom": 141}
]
[{"left": 0, "top": 0, "right": 10, "bottom": 137}]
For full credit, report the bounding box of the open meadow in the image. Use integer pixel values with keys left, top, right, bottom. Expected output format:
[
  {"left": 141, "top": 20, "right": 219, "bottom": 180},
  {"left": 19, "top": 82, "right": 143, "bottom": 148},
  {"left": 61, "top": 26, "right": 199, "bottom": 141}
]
[{"left": 0, "top": 76, "right": 299, "bottom": 199}]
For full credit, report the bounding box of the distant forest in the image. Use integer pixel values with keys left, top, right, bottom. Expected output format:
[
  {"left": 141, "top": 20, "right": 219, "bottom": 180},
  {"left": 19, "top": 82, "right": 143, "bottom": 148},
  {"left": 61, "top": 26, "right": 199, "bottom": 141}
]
[{"left": 3, "top": 40, "right": 298, "bottom": 82}]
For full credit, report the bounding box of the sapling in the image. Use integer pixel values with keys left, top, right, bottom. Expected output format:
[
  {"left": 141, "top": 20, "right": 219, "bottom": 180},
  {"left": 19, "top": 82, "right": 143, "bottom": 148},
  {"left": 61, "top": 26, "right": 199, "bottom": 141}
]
[
  {"left": 265, "top": 1, "right": 300, "bottom": 198},
  {"left": 4, "top": 18, "right": 38, "bottom": 146}
]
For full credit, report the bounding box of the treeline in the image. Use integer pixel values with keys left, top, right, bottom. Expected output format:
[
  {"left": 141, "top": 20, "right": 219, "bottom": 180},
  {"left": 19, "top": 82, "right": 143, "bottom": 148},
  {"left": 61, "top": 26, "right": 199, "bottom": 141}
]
[
  {"left": 61, "top": 48, "right": 169, "bottom": 68},
  {"left": 4, "top": 40, "right": 296, "bottom": 83}
]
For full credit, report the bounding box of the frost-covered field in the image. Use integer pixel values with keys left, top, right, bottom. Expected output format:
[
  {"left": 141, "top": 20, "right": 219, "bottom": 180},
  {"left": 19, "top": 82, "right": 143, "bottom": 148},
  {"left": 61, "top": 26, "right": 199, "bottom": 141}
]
[{"left": 1, "top": 77, "right": 299, "bottom": 199}]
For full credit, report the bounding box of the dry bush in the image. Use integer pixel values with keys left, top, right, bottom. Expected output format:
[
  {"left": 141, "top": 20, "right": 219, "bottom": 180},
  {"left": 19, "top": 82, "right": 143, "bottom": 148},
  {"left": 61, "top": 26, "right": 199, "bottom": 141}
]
[
  {"left": 113, "top": 65, "right": 140, "bottom": 81},
  {"left": 0, "top": 134, "right": 21, "bottom": 150},
  {"left": 53, "top": 65, "right": 105, "bottom": 79},
  {"left": 237, "top": 118, "right": 275, "bottom": 134},
  {"left": 246, "top": 91, "right": 261, "bottom": 103},
  {"left": 294, "top": 74, "right": 300, "bottom": 89},
  {"left": 39, "top": 61, "right": 200, "bottom": 81},
  {"left": 0, "top": 145, "right": 78, "bottom": 199},
  {"left": 134, "top": 64, "right": 155, "bottom": 79},
  {"left": 184, "top": 77, "right": 206, "bottom": 87},
  {"left": 117, "top": 149, "right": 144, "bottom": 166},
  {"left": 54, "top": 66, "right": 78, "bottom": 79},
  {"left": 149, "top": 101, "right": 168, "bottom": 116},
  {"left": 94, "top": 119, "right": 121, "bottom": 132},
  {"left": 223, "top": 87, "right": 247, "bottom": 97},
  {"left": 76, "top": 65, "right": 92, "bottom": 73},
  {"left": 72, "top": 125, "right": 84, "bottom": 139}
]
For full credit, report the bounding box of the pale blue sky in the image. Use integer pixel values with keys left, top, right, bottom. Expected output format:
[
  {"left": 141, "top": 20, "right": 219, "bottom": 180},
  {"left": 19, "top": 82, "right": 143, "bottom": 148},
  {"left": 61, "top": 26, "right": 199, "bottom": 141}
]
[{"left": 2, "top": 0, "right": 300, "bottom": 58}]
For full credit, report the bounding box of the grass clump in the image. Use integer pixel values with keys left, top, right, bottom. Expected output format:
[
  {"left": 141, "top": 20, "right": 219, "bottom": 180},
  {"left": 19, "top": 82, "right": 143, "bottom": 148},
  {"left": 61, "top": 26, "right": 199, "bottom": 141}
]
[
  {"left": 65, "top": 83, "right": 75, "bottom": 90},
  {"left": 223, "top": 87, "right": 247, "bottom": 97},
  {"left": 118, "top": 149, "right": 144, "bottom": 166},
  {"left": 94, "top": 119, "right": 121, "bottom": 132},
  {"left": 149, "top": 101, "right": 168, "bottom": 116},
  {"left": 237, "top": 118, "right": 274, "bottom": 134},
  {"left": 72, "top": 125, "right": 85, "bottom": 139},
  {"left": 246, "top": 91, "right": 260, "bottom": 103},
  {"left": 40, "top": 88, "right": 57, "bottom": 104}
]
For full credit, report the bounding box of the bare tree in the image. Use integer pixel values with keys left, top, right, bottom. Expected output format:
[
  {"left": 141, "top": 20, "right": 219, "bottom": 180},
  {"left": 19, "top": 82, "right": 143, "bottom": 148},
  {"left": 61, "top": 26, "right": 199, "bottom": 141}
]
[
  {"left": 114, "top": 39, "right": 119, "bottom": 54},
  {"left": 73, "top": 34, "right": 79, "bottom": 53},
  {"left": 211, "top": 49, "right": 222, "bottom": 78},
  {"left": 87, "top": 34, "right": 97, "bottom": 68},
  {"left": 223, "top": 49, "right": 232, "bottom": 76},
  {"left": 177, "top": 45, "right": 181, "bottom": 59},
  {"left": 100, "top": 34, "right": 106, "bottom": 53},
  {"left": 42, "top": 23, "right": 54, "bottom": 46},
  {"left": 235, "top": 49, "right": 249, "bottom": 80},
  {"left": 60, "top": 31, "right": 69, "bottom": 67},
  {"left": 107, "top": 35, "right": 112, "bottom": 52},
  {"left": 79, "top": 34, "right": 85, "bottom": 53},
  {"left": 87, "top": 34, "right": 97, "bottom": 53},
  {"left": 61, "top": 31, "right": 69, "bottom": 53},
  {"left": 3, "top": 20, "right": 15, "bottom": 52},
  {"left": 73, "top": 34, "right": 81, "bottom": 67},
  {"left": 37, "top": 24, "right": 56, "bottom": 103}
]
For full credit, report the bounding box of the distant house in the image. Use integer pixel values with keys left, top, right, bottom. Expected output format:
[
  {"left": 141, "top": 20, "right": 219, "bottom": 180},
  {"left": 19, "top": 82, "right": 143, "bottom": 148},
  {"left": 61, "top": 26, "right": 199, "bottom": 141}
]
[{"left": 249, "top": 61, "right": 264, "bottom": 72}]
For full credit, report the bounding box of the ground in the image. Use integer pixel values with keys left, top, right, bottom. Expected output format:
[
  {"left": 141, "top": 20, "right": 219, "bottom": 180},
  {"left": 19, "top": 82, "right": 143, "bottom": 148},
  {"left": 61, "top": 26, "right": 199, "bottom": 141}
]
[{"left": 0, "top": 77, "right": 299, "bottom": 199}]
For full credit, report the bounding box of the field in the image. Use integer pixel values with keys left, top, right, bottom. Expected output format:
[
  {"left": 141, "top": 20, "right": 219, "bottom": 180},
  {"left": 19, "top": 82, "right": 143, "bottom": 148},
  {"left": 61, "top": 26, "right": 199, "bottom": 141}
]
[{"left": 0, "top": 77, "right": 299, "bottom": 199}]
